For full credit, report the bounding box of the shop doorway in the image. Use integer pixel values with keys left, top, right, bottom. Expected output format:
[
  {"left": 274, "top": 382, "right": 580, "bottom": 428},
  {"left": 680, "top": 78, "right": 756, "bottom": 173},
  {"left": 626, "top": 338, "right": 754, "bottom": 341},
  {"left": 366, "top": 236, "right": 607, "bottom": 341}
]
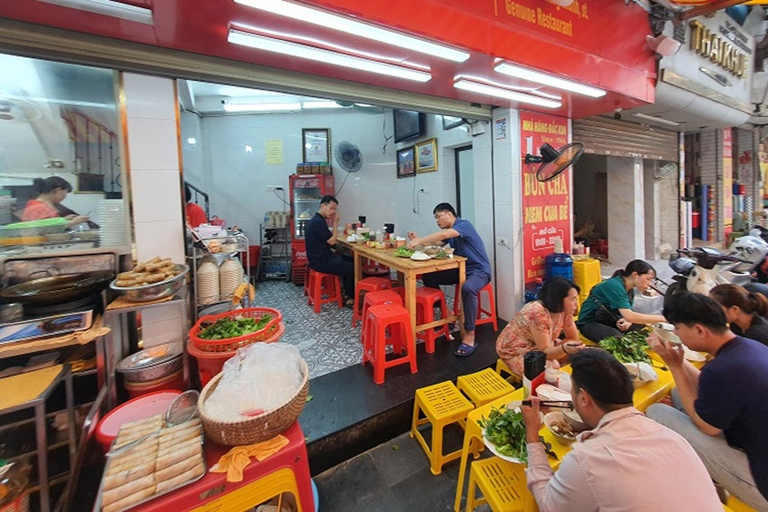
[
  {"left": 573, "top": 154, "right": 608, "bottom": 258},
  {"left": 455, "top": 145, "right": 475, "bottom": 224}
]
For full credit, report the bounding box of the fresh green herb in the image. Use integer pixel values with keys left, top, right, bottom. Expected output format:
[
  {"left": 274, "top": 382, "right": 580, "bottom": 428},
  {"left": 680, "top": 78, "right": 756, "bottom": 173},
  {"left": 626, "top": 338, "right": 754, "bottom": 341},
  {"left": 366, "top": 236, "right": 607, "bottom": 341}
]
[
  {"left": 198, "top": 314, "right": 272, "bottom": 340},
  {"left": 477, "top": 406, "right": 528, "bottom": 463},
  {"left": 599, "top": 329, "right": 652, "bottom": 363},
  {"left": 432, "top": 249, "right": 447, "bottom": 260},
  {"left": 306, "top": 395, "right": 313, "bottom": 403},
  {"left": 394, "top": 247, "right": 414, "bottom": 258}
]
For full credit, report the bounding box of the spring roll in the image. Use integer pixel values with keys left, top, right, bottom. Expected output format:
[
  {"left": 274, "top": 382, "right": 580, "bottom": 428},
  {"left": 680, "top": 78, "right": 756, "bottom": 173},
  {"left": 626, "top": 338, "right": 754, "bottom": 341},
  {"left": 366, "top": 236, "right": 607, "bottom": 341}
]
[
  {"left": 120, "top": 414, "right": 163, "bottom": 431},
  {"left": 101, "top": 474, "right": 154, "bottom": 507},
  {"left": 158, "top": 419, "right": 200, "bottom": 437},
  {"left": 102, "top": 485, "right": 156, "bottom": 512},
  {"left": 107, "top": 448, "right": 158, "bottom": 474},
  {"left": 155, "top": 462, "right": 205, "bottom": 493},
  {"left": 102, "top": 461, "right": 155, "bottom": 492},
  {"left": 158, "top": 428, "right": 201, "bottom": 447},
  {"left": 157, "top": 436, "right": 201, "bottom": 458},
  {"left": 155, "top": 442, "right": 200, "bottom": 471},
  {"left": 155, "top": 455, "right": 203, "bottom": 482}
]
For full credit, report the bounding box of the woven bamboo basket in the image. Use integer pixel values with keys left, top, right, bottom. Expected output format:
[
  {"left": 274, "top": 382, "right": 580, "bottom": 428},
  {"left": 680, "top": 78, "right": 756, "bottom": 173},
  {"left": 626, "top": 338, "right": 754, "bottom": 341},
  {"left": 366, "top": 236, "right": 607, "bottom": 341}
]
[{"left": 198, "top": 358, "right": 309, "bottom": 445}]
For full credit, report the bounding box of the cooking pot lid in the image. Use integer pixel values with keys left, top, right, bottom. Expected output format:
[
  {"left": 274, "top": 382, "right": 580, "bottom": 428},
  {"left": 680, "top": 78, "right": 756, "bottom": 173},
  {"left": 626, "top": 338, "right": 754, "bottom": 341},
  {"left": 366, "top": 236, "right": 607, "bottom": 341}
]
[{"left": 116, "top": 342, "right": 183, "bottom": 373}]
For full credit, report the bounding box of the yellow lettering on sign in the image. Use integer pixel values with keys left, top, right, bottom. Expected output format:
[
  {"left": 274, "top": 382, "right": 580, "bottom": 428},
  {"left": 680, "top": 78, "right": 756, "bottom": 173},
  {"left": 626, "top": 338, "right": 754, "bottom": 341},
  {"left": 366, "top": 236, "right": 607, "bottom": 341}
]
[
  {"left": 525, "top": 206, "right": 543, "bottom": 223},
  {"left": 689, "top": 20, "right": 747, "bottom": 78}
]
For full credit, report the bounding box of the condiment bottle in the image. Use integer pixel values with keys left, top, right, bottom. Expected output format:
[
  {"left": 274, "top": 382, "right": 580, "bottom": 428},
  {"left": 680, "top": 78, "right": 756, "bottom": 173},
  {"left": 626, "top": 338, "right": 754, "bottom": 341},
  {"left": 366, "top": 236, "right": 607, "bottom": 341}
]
[{"left": 523, "top": 350, "right": 547, "bottom": 398}]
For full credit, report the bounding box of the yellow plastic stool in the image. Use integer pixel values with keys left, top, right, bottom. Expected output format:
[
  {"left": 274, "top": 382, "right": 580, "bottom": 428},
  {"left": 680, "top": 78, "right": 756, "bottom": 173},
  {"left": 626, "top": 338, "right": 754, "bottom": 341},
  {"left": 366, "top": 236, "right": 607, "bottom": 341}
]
[
  {"left": 726, "top": 495, "right": 758, "bottom": 512},
  {"left": 466, "top": 457, "right": 535, "bottom": 512},
  {"left": 495, "top": 359, "right": 522, "bottom": 384},
  {"left": 192, "top": 467, "right": 304, "bottom": 512},
  {"left": 573, "top": 259, "right": 602, "bottom": 296},
  {"left": 411, "top": 381, "right": 474, "bottom": 475},
  {"left": 458, "top": 368, "right": 515, "bottom": 408}
]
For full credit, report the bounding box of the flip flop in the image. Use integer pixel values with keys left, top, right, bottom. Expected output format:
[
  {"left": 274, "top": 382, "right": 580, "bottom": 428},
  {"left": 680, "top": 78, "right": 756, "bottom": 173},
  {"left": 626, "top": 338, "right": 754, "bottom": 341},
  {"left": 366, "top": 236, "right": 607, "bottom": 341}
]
[{"left": 454, "top": 343, "right": 476, "bottom": 357}]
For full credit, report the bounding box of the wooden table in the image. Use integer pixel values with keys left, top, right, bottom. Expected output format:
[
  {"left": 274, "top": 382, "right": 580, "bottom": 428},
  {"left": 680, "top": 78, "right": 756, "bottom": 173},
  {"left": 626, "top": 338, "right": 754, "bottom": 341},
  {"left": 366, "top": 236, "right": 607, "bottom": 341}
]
[
  {"left": 452, "top": 363, "right": 677, "bottom": 511},
  {"left": 339, "top": 240, "right": 467, "bottom": 338}
]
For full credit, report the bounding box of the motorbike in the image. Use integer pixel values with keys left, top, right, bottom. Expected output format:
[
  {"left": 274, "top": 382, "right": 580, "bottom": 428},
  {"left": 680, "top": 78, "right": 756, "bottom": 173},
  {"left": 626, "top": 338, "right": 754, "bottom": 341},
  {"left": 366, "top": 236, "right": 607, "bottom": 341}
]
[{"left": 665, "top": 235, "right": 768, "bottom": 307}]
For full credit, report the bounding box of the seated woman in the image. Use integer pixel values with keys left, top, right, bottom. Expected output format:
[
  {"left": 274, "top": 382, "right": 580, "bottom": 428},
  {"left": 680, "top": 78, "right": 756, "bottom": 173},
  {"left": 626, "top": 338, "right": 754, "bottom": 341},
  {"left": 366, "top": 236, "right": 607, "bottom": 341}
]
[
  {"left": 577, "top": 259, "right": 666, "bottom": 343},
  {"left": 496, "top": 277, "right": 585, "bottom": 376},
  {"left": 21, "top": 177, "right": 88, "bottom": 225},
  {"left": 710, "top": 283, "right": 768, "bottom": 346}
]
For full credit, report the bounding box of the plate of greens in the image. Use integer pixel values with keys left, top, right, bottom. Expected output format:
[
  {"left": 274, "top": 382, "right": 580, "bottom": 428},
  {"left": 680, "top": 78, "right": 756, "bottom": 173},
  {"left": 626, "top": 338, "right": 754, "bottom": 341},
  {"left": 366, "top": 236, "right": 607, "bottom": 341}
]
[
  {"left": 394, "top": 246, "right": 414, "bottom": 258},
  {"left": 198, "top": 314, "right": 272, "bottom": 340},
  {"left": 478, "top": 406, "right": 528, "bottom": 464},
  {"left": 599, "top": 330, "right": 652, "bottom": 364}
]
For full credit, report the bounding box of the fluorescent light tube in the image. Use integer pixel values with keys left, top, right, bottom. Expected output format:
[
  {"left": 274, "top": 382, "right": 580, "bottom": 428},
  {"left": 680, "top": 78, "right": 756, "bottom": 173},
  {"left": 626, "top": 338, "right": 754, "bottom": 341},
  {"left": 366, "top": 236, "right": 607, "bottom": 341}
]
[
  {"left": 632, "top": 113, "right": 680, "bottom": 127},
  {"left": 302, "top": 101, "right": 343, "bottom": 109},
  {"left": 38, "top": 0, "right": 153, "bottom": 24},
  {"left": 494, "top": 62, "right": 606, "bottom": 98},
  {"left": 228, "top": 29, "right": 431, "bottom": 82},
  {"left": 224, "top": 102, "right": 301, "bottom": 112},
  {"left": 234, "top": 0, "right": 469, "bottom": 63},
  {"left": 454, "top": 79, "right": 562, "bottom": 109}
]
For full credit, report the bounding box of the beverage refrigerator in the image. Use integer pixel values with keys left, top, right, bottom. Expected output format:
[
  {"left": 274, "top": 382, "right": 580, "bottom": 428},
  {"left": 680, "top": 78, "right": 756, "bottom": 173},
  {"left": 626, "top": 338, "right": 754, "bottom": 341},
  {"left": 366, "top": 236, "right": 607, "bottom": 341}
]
[{"left": 288, "top": 173, "right": 335, "bottom": 284}]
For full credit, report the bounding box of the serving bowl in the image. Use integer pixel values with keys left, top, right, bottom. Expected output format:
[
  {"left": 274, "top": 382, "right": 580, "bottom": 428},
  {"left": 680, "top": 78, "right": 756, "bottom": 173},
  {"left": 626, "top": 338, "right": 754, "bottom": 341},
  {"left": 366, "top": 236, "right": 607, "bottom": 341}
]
[
  {"left": 544, "top": 411, "right": 577, "bottom": 445},
  {"left": 623, "top": 362, "right": 658, "bottom": 388},
  {"left": 109, "top": 264, "right": 189, "bottom": 302},
  {"left": 562, "top": 409, "right": 589, "bottom": 431},
  {"left": 653, "top": 322, "right": 682, "bottom": 345}
]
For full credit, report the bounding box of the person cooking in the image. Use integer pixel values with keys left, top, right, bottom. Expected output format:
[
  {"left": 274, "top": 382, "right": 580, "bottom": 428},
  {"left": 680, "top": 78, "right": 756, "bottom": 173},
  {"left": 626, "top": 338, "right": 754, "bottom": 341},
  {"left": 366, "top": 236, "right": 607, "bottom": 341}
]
[
  {"left": 21, "top": 177, "right": 89, "bottom": 226},
  {"left": 407, "top": 202, "right": 491, "bottom": 357},
  {"left": 576, "top": 259, "right": 666, "bottom": 343}
]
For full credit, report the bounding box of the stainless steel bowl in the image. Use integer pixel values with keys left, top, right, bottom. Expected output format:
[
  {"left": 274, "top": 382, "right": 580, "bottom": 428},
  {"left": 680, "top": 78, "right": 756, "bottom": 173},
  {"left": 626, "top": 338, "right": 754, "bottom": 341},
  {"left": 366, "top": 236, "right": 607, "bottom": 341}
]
[
  {"left": 109, "top": 264, "right": 189, "bottom": 303},
  {"left": 116, "top": 342, "right": 184, "bottom": 383}
]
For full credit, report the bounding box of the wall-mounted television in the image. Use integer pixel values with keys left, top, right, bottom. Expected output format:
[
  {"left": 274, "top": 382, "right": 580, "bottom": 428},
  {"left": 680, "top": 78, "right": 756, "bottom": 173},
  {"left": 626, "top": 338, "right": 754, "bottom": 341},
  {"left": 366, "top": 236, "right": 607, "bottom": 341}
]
[{"left": 393, "top": 109, "right": 425, "bottom": 143}]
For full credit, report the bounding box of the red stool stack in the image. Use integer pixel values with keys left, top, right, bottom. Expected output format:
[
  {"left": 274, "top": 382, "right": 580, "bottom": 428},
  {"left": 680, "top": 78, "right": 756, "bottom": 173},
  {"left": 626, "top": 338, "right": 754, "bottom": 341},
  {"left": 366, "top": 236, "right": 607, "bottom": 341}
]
[
  {"left": 453, "top": 282, "right": 498, "bottom": 331},
  {"left": 352, "top": 277, "right": 392, "bottom": 327},
  {"left": 307, "top": 270, "right": 343, "bottom": 313},
  {"left": 360, "top": 289, "right": 403, "bottom": 342},
  {"left": 362, "top": 304, "right": 417, "bottom": 384},
  {"left": 416, "top": 287, "right": 450, "bottom": 353}
]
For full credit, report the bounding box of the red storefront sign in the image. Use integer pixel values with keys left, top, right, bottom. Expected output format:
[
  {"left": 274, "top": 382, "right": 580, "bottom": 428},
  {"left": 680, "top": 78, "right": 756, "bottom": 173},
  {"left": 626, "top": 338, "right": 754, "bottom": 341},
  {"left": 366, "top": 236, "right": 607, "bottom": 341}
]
[{"left": 520, "top": 111, "right": 571, "bottom": 284}]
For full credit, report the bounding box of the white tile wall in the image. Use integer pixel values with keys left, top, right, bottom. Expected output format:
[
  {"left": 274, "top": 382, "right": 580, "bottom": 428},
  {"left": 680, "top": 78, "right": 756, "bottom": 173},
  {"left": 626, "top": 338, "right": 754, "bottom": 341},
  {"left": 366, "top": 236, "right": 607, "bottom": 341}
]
[{"left": 123, "top": 72, "right": 185, "bottom": 348}]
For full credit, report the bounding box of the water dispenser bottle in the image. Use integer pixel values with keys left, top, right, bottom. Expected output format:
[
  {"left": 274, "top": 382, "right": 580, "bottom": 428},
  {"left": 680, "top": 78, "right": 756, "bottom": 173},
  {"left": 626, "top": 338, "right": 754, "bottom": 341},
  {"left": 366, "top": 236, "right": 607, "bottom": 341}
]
[{"left": 544, "top": 237, "right": 573, "bottom": 282}]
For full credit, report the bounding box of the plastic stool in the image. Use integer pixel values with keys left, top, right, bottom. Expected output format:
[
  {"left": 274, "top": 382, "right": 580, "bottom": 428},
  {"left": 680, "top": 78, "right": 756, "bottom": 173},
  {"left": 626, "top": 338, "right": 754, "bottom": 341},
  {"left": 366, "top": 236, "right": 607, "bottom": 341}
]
[
  {"left": 360, "top": 290, "right": 404, "bottom": 344},
  {"left": 363, "top": 258, "right": 390, "bottom": 277},
  {"left": 303, "top": 268, "right": 311, "bottom": 297},
  {"left": 466, "top": 457, "right": 533, "bottom": 512},
  {"left": 416, "top": 287, "right": 450, "bottom": 353},
  {"left": 573, "top": 258, "right": 602, "bottom": 297},
  {"left": 411, "top": 381, "right": 474, "bottom": 475},
  {"left": 495, "top": 359, "right": 522, "bottom": 384},
  {"left": 352, "top": 277, "right": 392, "bottom": 327},
  {"left": 457, "top": 368, "right": 515, "bottom": 408},
  {"left": 307, "top": 270, "right": 343, "bottom": 313},
  {"left": 726, "top": 495, "right": 758, "bottom": 512},
  {"left": 454, "top": 282, "right": 499, "bottom": 331},
  {"left": 362, "top": 304, "right": 417, "bottom": 384}
]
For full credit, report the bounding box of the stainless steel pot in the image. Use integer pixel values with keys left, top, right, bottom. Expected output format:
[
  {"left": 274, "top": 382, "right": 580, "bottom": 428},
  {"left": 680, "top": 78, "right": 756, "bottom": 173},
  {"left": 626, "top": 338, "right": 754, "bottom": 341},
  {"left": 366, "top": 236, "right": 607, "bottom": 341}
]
[{"left": 116, "top": 342, "right": 184, "bottom": 383}]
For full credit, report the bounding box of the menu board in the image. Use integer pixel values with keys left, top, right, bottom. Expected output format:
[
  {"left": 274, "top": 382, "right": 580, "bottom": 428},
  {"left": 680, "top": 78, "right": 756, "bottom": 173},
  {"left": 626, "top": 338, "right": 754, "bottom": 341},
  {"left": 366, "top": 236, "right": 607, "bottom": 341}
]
[{"left": 520, "top": 112, "right": 571, "bottom": 284}]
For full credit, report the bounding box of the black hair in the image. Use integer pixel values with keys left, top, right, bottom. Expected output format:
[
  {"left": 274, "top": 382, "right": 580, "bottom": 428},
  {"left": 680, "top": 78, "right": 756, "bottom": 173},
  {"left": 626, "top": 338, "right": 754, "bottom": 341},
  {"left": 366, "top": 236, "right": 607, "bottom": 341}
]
[
  {"left": 539, "top": 276, "right": 580, "bottom": 313},
  {"left": 185, "top": 184, "right": 192, "bottom": 203},
  {"left": 32, "top": 177, "right": 72, "bottom": 196},
  {"left": 612, "top": 259, "right": 656, "bottom": 279},
  {"left": 663, "top": 291, "right": 728, "bottom": 333},
  {"left": 570, "top": 348, "right": 634, "bottom": 411},
  {"left": 320, "top": 195, "right": 338, "bottom": 206},
  {"left": 433, "top": 202, "right": 457, "bottom": 216}
]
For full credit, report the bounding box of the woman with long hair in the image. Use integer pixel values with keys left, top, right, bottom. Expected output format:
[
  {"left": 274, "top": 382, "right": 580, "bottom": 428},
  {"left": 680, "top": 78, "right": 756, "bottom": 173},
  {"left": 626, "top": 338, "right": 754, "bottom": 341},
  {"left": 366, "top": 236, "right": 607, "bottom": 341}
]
[
  {"left": 577, "top": 260, "right": 666, "bottom": 343},
  {"left": 496, "top": 276, "right": 585, "bottom": 376},
  {"left": 710, "top": 283, "right": 768, "bottom": 346},
  {"left": 21, "top": 177, "right": 89, "bottom": 225}
]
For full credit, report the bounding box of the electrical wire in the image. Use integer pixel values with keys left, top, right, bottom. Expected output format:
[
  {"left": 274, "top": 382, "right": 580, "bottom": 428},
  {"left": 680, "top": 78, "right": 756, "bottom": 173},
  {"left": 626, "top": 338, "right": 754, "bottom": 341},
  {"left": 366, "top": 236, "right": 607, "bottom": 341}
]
[
  {"left": 335, "top": 169, "right": 353, "bottom": 196},
  {"left": 273, "top": 188, "right": 290, "bottom": 207},
  {"left": 412, "top": 175, "right": 419, "bottom": 214},
  {"left": 381, "top": 108, "right": 394, "bottom": 154}
]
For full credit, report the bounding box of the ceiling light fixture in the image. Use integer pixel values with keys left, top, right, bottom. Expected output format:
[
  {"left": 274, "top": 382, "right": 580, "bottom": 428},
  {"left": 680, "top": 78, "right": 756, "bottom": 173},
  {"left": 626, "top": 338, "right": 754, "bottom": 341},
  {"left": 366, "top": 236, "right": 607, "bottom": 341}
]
[
  {"left": 453, "top": 79, "right": 562, "bottom": 109},
  {"left": 494, "top": 62, "right": 606, "bottom": 98},
  {"left": 632, "top": 113, "right": 680, "bottom": 127},
  {"left": 38, "top": 0, "right": 153, "bottom": 24},
  {"left": 234, "top": 0, "right": 469, "bottom": 62},
  {"left": 302, "top": 101, "right": 343, "bottom": 109},
  {"left": 228, "top": 29, "right": 431, "bottom": 82},
  {"left": 223, "top": 102, "right": 302, "bottom": 112}
]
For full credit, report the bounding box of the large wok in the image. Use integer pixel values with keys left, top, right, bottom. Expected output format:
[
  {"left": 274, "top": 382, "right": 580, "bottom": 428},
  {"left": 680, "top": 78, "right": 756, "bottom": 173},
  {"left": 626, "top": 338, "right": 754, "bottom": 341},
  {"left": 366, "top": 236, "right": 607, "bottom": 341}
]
[{"left": 0, "top": 271, "right": 115, "bottom": 306}]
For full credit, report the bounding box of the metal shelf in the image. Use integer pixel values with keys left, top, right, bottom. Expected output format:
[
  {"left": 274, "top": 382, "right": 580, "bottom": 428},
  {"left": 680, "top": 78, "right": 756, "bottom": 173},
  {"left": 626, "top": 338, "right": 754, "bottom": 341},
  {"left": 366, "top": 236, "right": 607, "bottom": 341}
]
[
  {"left": 104, "top": 289, "right": 188, "bottom": 316},
  {"left": 73, "top": 368, "right": 98, "bottom": 377}
]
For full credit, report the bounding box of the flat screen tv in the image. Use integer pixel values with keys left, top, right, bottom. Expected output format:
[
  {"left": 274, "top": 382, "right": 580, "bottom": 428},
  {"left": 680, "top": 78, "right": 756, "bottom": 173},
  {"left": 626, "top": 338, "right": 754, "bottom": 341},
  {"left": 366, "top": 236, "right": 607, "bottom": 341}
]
[{"left": 393, "top": 109, "right": 425, "bottom": 143}]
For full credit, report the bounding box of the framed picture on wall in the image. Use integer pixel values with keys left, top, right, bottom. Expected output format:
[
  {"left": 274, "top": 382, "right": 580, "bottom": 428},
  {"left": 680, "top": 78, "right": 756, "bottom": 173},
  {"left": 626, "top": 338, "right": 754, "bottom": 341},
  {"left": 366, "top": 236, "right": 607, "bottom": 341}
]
[
  {"left": 414, "top": 138, "right": 438, "bottom": 173},
  {"left": 302, "top": 128, "right": 330, "bottom": 163},
  {"left": 397, "top": 146, "right": 416, "bottom": 178}
]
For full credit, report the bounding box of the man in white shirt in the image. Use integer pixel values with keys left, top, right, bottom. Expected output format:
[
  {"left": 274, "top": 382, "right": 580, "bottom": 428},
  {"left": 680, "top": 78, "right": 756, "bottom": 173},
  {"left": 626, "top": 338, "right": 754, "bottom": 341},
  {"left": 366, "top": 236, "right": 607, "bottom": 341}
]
[{"left": 521, "top": 349, "right": 722, "bottom": 512}]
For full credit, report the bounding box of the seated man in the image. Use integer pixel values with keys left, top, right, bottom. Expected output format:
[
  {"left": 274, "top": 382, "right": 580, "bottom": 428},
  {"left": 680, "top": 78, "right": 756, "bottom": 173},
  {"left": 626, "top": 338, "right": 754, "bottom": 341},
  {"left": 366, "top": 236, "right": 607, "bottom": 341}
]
[
  {"left": 407, "top": 202, "right": 491, "bottom": 357},
  {"left": 522, "top": 348, "right": 722, "bottom": 511},
  {"left": 305, "top": 195, "right": 354, "bottom": 305},
  {"left": 646, "top": 292, "right": 768, "bottom": 510}
]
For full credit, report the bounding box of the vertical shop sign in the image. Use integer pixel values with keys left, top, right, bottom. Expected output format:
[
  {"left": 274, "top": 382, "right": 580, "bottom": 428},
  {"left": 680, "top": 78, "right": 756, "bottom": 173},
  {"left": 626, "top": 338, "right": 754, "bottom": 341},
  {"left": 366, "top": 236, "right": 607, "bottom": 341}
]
[
  {"left": 760, "top": 142, "right": 768, "bottom": 208},
  {"left": 723, "top": 128, "right": 733, "bottom": 238},
  {"left": 520, "top": 112, "right": 571, "bottom": 284}
]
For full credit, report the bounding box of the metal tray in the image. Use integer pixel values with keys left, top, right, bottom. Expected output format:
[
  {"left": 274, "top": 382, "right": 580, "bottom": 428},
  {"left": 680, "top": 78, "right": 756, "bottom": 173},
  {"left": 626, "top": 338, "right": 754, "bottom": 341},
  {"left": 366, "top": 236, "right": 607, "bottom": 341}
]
[{"left": 92, "top": 424, "right": 207, "bottom": 512}]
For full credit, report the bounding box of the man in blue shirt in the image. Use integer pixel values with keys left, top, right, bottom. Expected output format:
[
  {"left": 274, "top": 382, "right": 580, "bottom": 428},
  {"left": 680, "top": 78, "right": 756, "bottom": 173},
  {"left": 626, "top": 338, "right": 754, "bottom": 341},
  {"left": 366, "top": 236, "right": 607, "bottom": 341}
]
[
  {"left": 305, "top": 195, "right": 354, "bottom": 304},
  {"left": 408, "top": 202, "right": 492, "bottom": 356},
  {"left": 646, "top": 292, "right": 768, "bottom": 510}
]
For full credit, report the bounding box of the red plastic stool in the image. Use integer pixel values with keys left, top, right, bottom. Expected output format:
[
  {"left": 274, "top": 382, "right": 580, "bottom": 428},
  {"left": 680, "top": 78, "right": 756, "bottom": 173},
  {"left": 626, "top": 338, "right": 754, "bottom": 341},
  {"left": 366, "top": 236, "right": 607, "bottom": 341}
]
[
  {"left": 363, "top": 257, "right": 390, "bottom": 278},
  {"left": 453, "top": 282, "right": 498, "bottom": 331},
  {"left": 307, "top": 270, "right": 343, "bottom": 313},
  {"left": 416, "top": 287, "right": 450, "bottom": 353},
  {"left": 362, "top": 304, "right": 417, "bottom": 384},
  {"left": 352, "top": 277, "right": 392, "bottom": 327},
  {"left": 360, "top": 290, "right": 404, "bottom": 343},
  {"left": 303, "top": 268, "right": 311, "bottom": 297}
]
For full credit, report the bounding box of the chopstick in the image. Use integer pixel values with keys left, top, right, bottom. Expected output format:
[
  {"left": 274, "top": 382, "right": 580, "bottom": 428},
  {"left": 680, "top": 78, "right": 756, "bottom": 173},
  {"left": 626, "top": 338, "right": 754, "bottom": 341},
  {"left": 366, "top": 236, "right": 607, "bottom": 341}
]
[{"left": 523, "top": 400, "right": 573, "bottom": 409}]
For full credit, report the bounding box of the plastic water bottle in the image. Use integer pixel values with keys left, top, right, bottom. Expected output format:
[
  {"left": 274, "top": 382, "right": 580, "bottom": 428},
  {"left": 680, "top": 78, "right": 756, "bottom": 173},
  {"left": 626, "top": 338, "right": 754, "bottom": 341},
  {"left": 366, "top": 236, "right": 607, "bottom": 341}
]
[
  {"left": 524, "top": 278, "right": 544, "bottom": 303},
  {"left": 545, "top": 238, "right": 573, "bottom": 282}
]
